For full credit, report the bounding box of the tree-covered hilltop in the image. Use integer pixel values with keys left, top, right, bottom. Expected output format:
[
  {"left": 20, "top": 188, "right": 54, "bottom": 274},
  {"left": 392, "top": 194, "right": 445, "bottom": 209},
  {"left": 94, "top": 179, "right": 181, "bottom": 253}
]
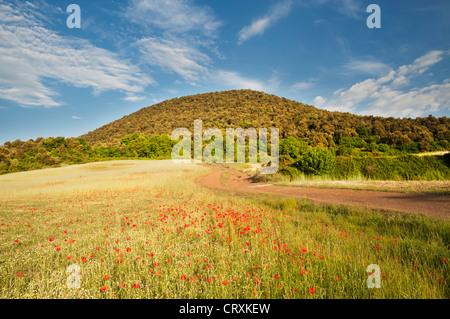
[{"left": 81, "top": 89, "right": 449, "bottom": 151}]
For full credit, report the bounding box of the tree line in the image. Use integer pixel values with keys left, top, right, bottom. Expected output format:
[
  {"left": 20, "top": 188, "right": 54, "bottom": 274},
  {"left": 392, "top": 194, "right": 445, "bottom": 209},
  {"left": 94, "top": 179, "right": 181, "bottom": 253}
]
[{"left": 1, "top": 131, "right": 448, "bottom": 180}]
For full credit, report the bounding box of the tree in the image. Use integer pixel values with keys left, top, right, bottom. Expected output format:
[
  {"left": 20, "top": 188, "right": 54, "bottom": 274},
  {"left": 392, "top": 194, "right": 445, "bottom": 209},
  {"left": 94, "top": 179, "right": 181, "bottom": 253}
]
[{"left": 279, "top": 137, "right": 309, "bottom": 165}]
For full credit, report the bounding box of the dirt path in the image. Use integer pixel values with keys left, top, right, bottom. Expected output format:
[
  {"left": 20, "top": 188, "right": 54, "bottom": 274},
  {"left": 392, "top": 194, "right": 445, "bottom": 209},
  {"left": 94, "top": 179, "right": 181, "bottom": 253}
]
[{"left": 195, "top": 164, "right": 450, "bottom": 218}]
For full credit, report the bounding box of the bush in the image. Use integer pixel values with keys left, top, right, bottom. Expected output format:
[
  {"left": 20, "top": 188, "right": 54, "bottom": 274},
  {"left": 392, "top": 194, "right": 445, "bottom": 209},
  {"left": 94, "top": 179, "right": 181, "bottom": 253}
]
[{"left": 295, "top": 148, "right": 336, "bottom": 175}]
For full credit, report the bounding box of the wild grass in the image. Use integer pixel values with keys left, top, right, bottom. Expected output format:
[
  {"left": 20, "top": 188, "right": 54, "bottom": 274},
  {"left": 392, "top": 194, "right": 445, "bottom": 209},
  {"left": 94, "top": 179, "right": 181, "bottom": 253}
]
[
  {"left": 0, "top": 160, "right": 448, "bottom": 299},
  {"left": 274, "top": 173, "right": 450, "bottom": 194}
]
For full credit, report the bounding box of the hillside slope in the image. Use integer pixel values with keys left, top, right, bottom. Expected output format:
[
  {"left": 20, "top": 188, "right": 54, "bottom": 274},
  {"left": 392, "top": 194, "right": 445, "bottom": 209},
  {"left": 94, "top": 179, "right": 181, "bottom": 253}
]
[{"left": 82, "top": 89, "right": 449, "bottom": 149}]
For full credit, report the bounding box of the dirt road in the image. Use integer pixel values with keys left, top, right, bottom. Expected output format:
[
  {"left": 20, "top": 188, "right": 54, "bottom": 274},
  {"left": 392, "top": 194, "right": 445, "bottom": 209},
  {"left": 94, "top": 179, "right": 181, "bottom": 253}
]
[{"left": 195, "top": 165, "right": 450, "bottom": 218}]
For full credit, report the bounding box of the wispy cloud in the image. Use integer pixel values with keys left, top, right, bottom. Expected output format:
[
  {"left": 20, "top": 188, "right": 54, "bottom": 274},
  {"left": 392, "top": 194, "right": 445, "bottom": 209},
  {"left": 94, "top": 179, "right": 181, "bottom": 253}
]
[
  {"left": 312, "top": 50, "right": 450, "bottom": 117},
  {"left": 126, "top": 0, "right": 222, "bottom": 37},
  {"left": 0, "top": 1, "right": 153, "bottom": 108},
  {"left": 342, "top": 60, "right": 391, "bottom": 76},
  {"left": 306, "top": 0, "right": 362, "bottom": 19},
  {"left": 212, "top": 70, "right": 266, "bottom": 91},
  {"left": 137, "top": 36, "right": 211, "bottom": 85},
  {"left": 291, "top": 79, "right": 317, "bottom": 91},
  {"left": 71, "top": 115, "right": 82, "bottom": 120},
  {"left": 123, "top": 94, "right": 146, "bottom": 102},
  {"left": 238, "top": 0, "right": 293, "bottom": 44}
]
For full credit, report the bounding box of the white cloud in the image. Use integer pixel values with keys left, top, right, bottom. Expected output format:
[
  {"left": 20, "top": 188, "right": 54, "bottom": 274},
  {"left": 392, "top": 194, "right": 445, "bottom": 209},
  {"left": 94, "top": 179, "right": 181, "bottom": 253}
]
[
  {"left": 314, "top": 50, "right": 449, "bottom": 117},
  {"left": 291, "top": 81, "right": 316, "bottom": 91},
  {"left": 71, "top": 115, "right": 82, "bottom": 120},
  {"left": 138, "top": 36, "right": 211, "bottom": 84},
  {"left": 342, "top": 60, "right": 391, "bottom": 76},
  {"left": 126, "top": 0, "right": 221, "bottom": 36},
  {"left": 238, "top": 0, "right": 293, "bottom": 44},
  {"left": 0, "top": 1, "right": 153, "bottom": 108},
  {"left": 312, "top": 96, "right": 327, "bottom": 108},
  {"left": 337, "top": 0, "right": 362, "bottom": 19},
  {"left": 212, "top": 70, "right": 266, "bottom": 91},
  {"left": 123, "top": 95, "right": 146, "bottom": 102}
]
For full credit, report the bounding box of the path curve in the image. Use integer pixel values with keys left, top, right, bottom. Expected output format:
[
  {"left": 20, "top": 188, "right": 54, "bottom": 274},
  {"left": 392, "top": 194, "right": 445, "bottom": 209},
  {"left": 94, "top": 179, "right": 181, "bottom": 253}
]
[{"left": 195, "top": 164, "right": 450, "bottom": 218}]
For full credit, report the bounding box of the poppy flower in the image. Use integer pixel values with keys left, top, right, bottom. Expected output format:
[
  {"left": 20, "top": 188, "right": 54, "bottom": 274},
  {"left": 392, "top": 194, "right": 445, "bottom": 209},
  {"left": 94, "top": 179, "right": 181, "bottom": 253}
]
[
  {"left": 222, "top": 280, "right": 230, "bottom": 285},
  {"left": 120, "top": 283, "right": 126, "bottom": 288},
  {"left": 181, "top": 275, "right": 186, "bottom": 280},
  {"left": 308, "top": 287, "right": 315, "bottom": 294},
  {"left": 133, "top": 283, "right": 139, "bottom": 289},
  {"left": 100, "top": 286, "right": 107, "bottom": 292},
  {"left": 104, "top": 275, "right": 109, "bottom": 280},
  {"left": 274, "top": 275, "right": 279, "bottom": 279}
]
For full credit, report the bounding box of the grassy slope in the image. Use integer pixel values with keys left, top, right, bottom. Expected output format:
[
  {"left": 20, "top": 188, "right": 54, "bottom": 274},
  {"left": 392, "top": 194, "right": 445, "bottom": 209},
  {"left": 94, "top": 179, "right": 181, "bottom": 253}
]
[{"left": 0, "top": 160, "right": 448, "bottom": 298}]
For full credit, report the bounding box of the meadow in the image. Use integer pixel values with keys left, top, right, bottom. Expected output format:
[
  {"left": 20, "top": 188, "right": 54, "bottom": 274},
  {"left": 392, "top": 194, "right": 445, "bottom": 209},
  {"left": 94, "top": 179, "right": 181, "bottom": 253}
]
[{"left": 0, "top": 160, "right": 448, "bottom": 299}]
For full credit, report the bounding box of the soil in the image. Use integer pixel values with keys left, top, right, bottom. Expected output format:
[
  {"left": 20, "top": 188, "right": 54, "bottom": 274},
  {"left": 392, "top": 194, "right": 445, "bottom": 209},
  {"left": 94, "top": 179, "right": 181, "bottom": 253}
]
[{"left": 195, "top": 164, "right": 450, "bottom": 219}]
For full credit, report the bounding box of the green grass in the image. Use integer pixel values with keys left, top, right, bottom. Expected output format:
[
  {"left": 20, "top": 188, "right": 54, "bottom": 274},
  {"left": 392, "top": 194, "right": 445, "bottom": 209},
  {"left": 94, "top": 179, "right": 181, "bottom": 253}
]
[{"left": 0, "top": 160, "right": 448, "bottom": 299}]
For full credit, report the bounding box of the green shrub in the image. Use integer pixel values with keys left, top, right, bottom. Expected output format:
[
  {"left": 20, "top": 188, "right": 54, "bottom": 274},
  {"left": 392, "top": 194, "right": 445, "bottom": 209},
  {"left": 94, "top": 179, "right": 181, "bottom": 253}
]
[{"left": 295, "top": 148, "right": 336, "bottom": 175}]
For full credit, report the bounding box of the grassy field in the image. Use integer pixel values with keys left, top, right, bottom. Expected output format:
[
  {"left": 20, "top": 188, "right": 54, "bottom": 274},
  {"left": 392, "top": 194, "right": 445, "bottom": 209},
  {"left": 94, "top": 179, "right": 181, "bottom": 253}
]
[
  {"left": 0, "top": 160, "right": 448, "bottom": 299},
  {"left": 275, "top": 174, "right": 450, "bottom": 194}
]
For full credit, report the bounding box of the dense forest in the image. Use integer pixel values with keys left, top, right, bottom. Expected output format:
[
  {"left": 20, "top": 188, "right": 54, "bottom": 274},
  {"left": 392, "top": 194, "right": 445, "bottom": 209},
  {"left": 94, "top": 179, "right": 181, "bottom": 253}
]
[
  {"left": 82, "top": 90, "right": 449, "bottom": 150},
  {"left": 1, "top": 89, "right": 449, "bottom": 179}
]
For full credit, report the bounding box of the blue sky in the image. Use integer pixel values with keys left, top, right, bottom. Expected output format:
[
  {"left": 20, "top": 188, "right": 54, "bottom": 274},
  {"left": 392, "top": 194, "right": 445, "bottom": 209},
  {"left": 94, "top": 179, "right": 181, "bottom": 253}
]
[{"left": 0, "top": 0, "right": 449, "bottom": 144}]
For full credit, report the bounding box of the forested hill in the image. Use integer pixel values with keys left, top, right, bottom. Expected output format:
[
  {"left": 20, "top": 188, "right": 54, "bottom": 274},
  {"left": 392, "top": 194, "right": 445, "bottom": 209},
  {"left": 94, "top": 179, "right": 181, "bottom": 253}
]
[{"left": 82, "top": 89, "right": 449, "bottom": 150}]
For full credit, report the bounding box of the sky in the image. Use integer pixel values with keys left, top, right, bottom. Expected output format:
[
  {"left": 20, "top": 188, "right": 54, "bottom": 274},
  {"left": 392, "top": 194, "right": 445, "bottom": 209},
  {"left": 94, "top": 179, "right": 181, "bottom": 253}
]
[{"left": 0, "top": 0, "right": 449, "bottom": 144}]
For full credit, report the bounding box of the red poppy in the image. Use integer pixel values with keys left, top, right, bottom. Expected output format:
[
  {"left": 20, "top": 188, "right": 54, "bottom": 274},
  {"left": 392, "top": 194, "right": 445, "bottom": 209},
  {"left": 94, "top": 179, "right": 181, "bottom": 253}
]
[
  {"left": 222, "top": 280, "right": 230, "bottom": 285},
  {"left": 16, "top": 272, "right": 22, "bottom": 277},
  {"left": 104, "top": 275, "right": 109, "bottom": 280},
  {"left": 206, "top": 278, "right": 211, "bottom": 283},
  {"left": 309, "top": 287, "right": 315, "bottom": 294},
  {"left": 49, "top": 238, "right": 54, "bottom": 242},
  {"left": 181, "top": 275, "right": 186, "bottom": 280},
  {"left": 101, "top": 286, "right": 107, "bottom": 292},
  {"left": 274, "top": 275, "right": 279, "bottom": 279},
  {"left": 133, "top": 283, "right": 139, "bottom": 289},
  {"left": 120, "top": 283, "right": 126, "bottom": 288}
]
